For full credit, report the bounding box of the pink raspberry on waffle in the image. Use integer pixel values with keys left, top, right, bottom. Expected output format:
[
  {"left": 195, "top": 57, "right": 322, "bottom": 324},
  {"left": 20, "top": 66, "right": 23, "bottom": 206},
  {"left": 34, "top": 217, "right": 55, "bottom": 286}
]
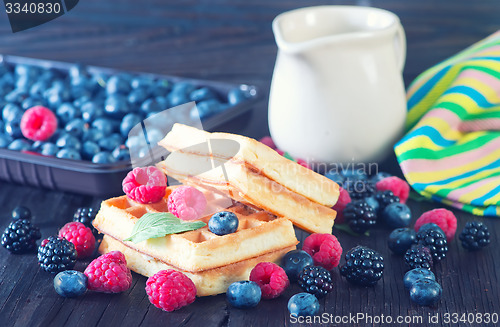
[
  {"left": 84, "top": 251, "right": 132, "bottom": 293},
  {"left": 259, "top": 136, "right": 277, "bottom": 150},
  {"left": 167, "top": 186, "right": 207, "bottom": 221},
  {"left": 58, "top": 222, "right": 96, "bottom": 258},
  {"left": 302, "top": 233, "right": 342, "bottom": 270},
  {"left": 122, "top": 166, "right": 167, "bottom": 204},
  {"left": 249, "top": 262, "right": 289, "bottom": 299},
  {"left": 146, "top": 270, "right": 197, "bottom": 312},
  {"left": 20, "top": 106, "right": 58, "bottom": 141},
  {"left": 376, "top": 176, "right": 410, "bottom": 203},
  {"left": 414, "top": 208, "right": 457, "bottom": 242},
  {"left": 332, "top": 187, "right": 351, "bottom": 224}
]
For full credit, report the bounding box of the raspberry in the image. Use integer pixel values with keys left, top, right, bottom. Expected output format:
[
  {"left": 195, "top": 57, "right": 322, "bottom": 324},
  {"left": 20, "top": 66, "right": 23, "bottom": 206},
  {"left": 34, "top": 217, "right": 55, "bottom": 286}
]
[
  {"left": 145, "top": 270, "right": 196, "bottom": 312},
  {"left": 376, "top": 176, "right": 410, "bottom": 203},
  {"left": 84, "top": 251, "right": 132, "bottom": 293},
  {"left": 302, "top": 233, "right": 342, "bottom": 270},
  {"left": 20, "top": 106, "right": 58, "bottom": 141},
  {"left": 249, "top": 262, "right": 289, "bottom": 299},
  {"left": 332, "top": 187, "right": 351, "bottom": 224},
  {"left": 414, "top": 209, "right": 457, "bottom": 242},
  {"left": 167, "top": 186, "right": 207, "bottom": 221},
  {"left": 58, "top": 222, "right": 96, "bottom": 259},
  {"left": 122, "top": 166, "right": 167, "bottom": 204}
]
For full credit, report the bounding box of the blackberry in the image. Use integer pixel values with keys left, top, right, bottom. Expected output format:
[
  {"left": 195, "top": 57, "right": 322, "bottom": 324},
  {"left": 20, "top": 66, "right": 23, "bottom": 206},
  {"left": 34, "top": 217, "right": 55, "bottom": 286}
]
[
  {"left": 343, "top": 201, "right": 377, "bottom": 234},
  {"left": 1, "top": 219, "right": 41, "bottom": 254},
  {"left": 415, "top": 229, "right": 448, "bottom": 261},
  {"left": 37, "top": 236, "right": 77, "bottom": 273},
  {"left": 339, "top": 246, "right": 384, "bottom": 286},
  {"left": 73, "top": 207, "right": 98, "bottom": 236},
  {"left": 346, "top": 179, "right": 376, "bottom": 200},
  {"left": 459, "top": 221, "right": 490, "bottom": 251},
  {"left": 298, "top": 266, "right": 333, "bottom": 297},
  {"left": 374, "top": 190, "right": 399, "bottom": 213},
  {"left": 404, "top": 245, "right": 433, "bottom": 270}
]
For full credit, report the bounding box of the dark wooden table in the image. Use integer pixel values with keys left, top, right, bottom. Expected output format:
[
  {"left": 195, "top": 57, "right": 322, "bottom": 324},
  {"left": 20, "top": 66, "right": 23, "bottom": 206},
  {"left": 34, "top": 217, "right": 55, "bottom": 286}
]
[{"left": 1, "top": 1, "right": 499, "bottom": 326}]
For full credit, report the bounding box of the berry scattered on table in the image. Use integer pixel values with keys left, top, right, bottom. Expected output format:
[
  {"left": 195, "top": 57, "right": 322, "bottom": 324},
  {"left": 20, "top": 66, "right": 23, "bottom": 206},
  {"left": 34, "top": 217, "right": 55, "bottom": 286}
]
[
  {"left": 414, "top": 208, "right": 457, "bottom": 242},
  {"left": 208, "top": 211, "right": 239, "bottom": 236},
  {"left": 302, "top": 233, "right": 342, "bottom": 270},
  {"left": 37, "top": 236, "right": 77, "bottom": 273},
  {"left": 280, "top": 250, "right": 314, "bottom": 282},
  {"left": 20, "top": 106, "right": 58, "bottom": 141},
  {"left": 122, "top": 166, "right": 167, "bottom": 204},
  {"left": 409, "top": 279, "right": 442, "bottom": 306},
  {"left": 53, "top": 270, "right": 88, "bottom": 298},
  {"left": 339, "top": 246, "right": 384, "bottom": 286},
  {"left": 73, "top": 207, "right": 99, "bottom": 236},
  {"left": 332, "top": 187, "right": 351, "bottom": 224},
  {"left": 167, "top": 185, "right": 207, "bottom": 221},
  {"left": 374, "top": 190, "right": 400, "bottom": 214},
  {"left": 459, "top": 221, "right": 490, "bottom": 251},
  {"left": 226, "top": 281, "right": 262, "bottom": 309},
  {"left": 388, "top": 228, "right": 416, "bottom": 255},
  {"left": 1, "top": 219, "right": 41, "bottom": 254},
  {"left": 381, "top": 202, "right": 412, "bottom": 228},
  {"left": 58, "top": 222, "right": 96, "bottom": 259},
  {"left": 145, "top": 270, "right": 197, "bottom": 312},
  {"left": 288, "top": 293, "right": 320, "bottom": 317},
  {"left": 84, "top": 251, "right": 132, "bottom": 293},
  {"left": 375, "top": 176, "right": 410, "bottom": 203},
  {"left": 11, "top": 206, "right": 31, "bottom": 220},
  {"left": 414, "top": 229, "right": 448, "bottom": 262},
  {"left": 403, "top": 268, "right": 435, "bottom": 290},
  {"left": 343, "top": 200, "right": 377, "bottom": 234},
  {"left": 298, "top": 266, "right": 333, "bottom": 297},
  {"left": 249, "top": 262, "right": 289, "bottom": 299},
  {"left": 404, "top": 245, "right": 433, "bottom": 270},
  {"left": 417, "top": 223, "right": 445, "bottom": 239}
]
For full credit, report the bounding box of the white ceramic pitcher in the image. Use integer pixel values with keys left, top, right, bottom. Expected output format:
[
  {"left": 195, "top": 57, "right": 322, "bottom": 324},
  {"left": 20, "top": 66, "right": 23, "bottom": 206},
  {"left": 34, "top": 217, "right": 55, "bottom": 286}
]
[{"left": 269, "top": 6, "right": 407, "bottom": 164}]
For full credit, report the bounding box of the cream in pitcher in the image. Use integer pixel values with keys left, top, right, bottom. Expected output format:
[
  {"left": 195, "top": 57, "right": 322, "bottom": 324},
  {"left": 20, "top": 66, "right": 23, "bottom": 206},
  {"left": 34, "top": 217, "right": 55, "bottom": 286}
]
[{"left": 269, "top": 6, "right": 407, "bottom": 163}]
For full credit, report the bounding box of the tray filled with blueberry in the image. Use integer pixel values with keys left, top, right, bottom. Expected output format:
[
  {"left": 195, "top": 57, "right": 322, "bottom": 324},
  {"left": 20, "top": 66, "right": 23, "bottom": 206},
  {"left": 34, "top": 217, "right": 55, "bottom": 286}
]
[{"left": 0, "top": 55, "right": 260, "bottom": 196}]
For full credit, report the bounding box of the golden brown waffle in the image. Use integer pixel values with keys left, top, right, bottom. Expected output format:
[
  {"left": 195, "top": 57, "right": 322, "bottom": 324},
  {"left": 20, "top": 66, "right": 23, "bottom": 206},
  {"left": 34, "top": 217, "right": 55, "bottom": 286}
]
[
  {"left": 99, "top": 235, "right": 296, "bottom": 296},
  {"left": 93, "top": 187, "right": 299, "bottom": 273}
]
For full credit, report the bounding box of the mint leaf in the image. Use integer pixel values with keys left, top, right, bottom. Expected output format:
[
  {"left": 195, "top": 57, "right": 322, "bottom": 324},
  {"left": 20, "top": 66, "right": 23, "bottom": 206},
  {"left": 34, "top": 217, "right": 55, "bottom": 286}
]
[{"left": 124, "top": 212, "right": 206, "bottom": 243}]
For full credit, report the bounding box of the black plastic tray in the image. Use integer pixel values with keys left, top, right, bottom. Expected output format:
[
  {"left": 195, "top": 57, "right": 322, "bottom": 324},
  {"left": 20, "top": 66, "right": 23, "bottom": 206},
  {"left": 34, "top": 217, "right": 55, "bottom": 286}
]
[{"left": 0, "top": 55, "right": 261, "bottom": 197}]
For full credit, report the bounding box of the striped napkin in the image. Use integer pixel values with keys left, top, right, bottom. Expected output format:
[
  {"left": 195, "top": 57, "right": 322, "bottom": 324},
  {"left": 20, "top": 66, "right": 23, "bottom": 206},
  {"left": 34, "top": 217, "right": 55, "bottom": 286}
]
[{"left": 395, "top": 31, "right": 500, "bottom": 217}]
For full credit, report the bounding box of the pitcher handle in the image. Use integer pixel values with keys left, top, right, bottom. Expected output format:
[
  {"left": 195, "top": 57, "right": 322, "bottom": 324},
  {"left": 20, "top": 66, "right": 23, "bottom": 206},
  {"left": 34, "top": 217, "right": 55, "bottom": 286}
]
[{"left": 395, "top": 22, "right": 406, "bottom": 72}]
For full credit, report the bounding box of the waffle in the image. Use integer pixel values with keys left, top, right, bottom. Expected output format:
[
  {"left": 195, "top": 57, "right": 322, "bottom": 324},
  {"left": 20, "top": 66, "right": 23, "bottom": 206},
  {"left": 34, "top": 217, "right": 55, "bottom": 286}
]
[
  {"left": 99, "top": 235, "right": 296, "bottom": 296},
  {"left": 93, "top": 187, "right": 299, "bottom": 273}
]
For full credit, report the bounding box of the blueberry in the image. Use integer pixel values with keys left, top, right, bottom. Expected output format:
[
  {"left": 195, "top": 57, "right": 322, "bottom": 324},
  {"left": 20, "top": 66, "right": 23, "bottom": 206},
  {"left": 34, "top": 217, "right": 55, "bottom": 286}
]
[
  {"left": 365, "top": 195, "right": 379, "bottom": 212},
  {"left": 152, "top": 80, "right": 170, "bottom": 97},
  {"left": 0, "top": 134, "right": 12, "bottom": 148},
  {"left": 81, "top": 101, "right": 104, "bottom": 122},
  {"left": 82, "top": 141, "right": 101, "bottom": 160},
  {"left": 409, "top": 279, "right": 442, "bottom": 306},
  {"left": 140, "top": 98, "right": 162, "bottom": 115},
  {"left": 112, "top": 145, "right": 130, "bottom": 162},
  {"left": 92, "top": 151, "right": 116, "bottom": 164},
  {"left": 190, "top": 87, "right": 217, "bottom": 102},
  {"left": 280, "top": 250, "right": 314, "bottom": 282},
  {"left": 287, "top": 293, "right": 320, "bottom": 317},
  {"left": 171, "top": 82, "right": 196, "bottom": 95},
  {"left": 15, "top": 64, "right": 39, "bottom": 78},
  {"left": 5, "top": 118, "right": 23, "bottom": 138},
  {"left": 40, "top": 142, "right": 58, "bottom": 156},
  {"left": 8, "top": 139, "right": 31, "bottom": 151},
  {"left": 208, "top": 211, "right": 239, "bottom": 235},
  {"left": 83, "top": 128, "right": 105, "bottom": 143},
  {"left": 130, "top": 76, "right": 155, "bottom": 90},
  {"left": 227, "top": 87, "right": 247, "bottom": 105},
  {"left": 21, "top": 97, "right": 45, "bottom": 110},
  {"left": 56, "top": 103, "right": 79, "bottom": 125},
  {"left": 56, "top": 148, "right": 82, "bottom": 160},
  {"left": 192, "top": 99, "right": 223, "bottom": 119},
  {"left": 106, "top": 75, "right": 131, "bottom": 94},
  {"left": 12, "top": 206, "right": 31, "bottom": 220},
  {"left": 167, "top": 91, "right": 189, "bottom": 107},
  {"left": 71, "top": 84, "right": 92, "bottom": 99},
  {"left": 15, "top": 75, "right": 35, "bottom": 91},
  {"left": 69, "top": 64, "right": 89, "bottom": 80},
  {"left": 120, "top": 113, "right": 142, "bottom": 137},
  {"left": 226, "top": 281, "right": 261, "bottom": 309},
  {"left": 342, "top": 169, "right": 367, "bottom": 180},
  {"left": 105, "top": 95, "right": 129, "bottom": 118},
  {"left": 53, "top": 270, "right": 87, "bottom": 298},
  {"left": 29, "top": 81, "right": 49, "bottom": 98},
  {"left": 2, "top": 103, "right": 23, "bottom": 122},
  {"left": 44, "top": 87, "right": 70, "bottom": 107},
  {"left": 388, "top": 228, "right": 416, "bottom": 254},
  {"left": 418, "top": 223, "right": 445, "bottom": 238},
  {"left": 98, "top": 133, "right": 122, "bottom": 151},
  {"left": 56, "top": 134, "right": 82, "bottom": 151},
  {"left": 371, "top": 172, "right": 392, "bottom": 183},
  {"left": 91, "top": 118, "right": 116, "bottom": 136},
  {"left": 324, "top": 170, "right": 344, "bottom": 185},
  {"left": 382, "top": 203, "right": 412, "bottom": 228},
  {"left": 65, "top": 119, "right": 88, "bottom": 138},
  {"left": 404, "top": 268, "right": 435, "bottom": 290},
  {"left": 127, "top": 88, "right": 148, "bottom": 106}
]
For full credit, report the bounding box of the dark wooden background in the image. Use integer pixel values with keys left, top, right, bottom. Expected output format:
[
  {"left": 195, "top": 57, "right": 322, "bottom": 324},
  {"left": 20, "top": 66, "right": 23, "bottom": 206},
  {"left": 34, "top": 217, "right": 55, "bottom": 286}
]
[{"left": 0, "top": 1, "right": 499, "bottom": 326}]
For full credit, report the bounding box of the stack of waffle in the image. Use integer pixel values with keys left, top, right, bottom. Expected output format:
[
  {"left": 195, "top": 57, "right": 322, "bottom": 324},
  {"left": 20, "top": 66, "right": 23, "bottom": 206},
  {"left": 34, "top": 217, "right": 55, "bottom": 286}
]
[{"left": 94, "top": 124, "right": 339, "bottom": 296}]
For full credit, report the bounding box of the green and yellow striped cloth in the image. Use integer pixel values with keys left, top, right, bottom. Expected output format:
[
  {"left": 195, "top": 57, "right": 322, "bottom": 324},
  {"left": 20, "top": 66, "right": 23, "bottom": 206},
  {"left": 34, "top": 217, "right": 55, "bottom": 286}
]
[{"left": 395, "top": 31, "right": 500, "bottom": 217}]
